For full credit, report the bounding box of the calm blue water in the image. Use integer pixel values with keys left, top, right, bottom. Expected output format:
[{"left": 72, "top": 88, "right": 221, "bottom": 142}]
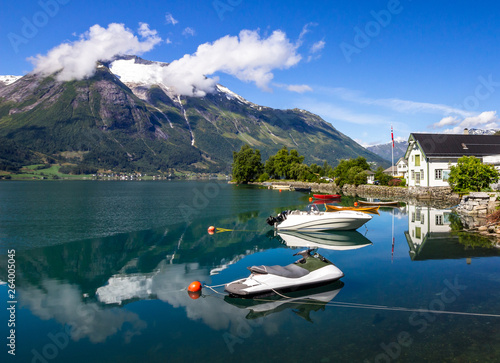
[{"left": 0, "top": 181, "right": 499, "bottom": 362}]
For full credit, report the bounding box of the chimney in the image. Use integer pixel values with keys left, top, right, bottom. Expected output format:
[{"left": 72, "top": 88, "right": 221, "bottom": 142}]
[{"left": 463, "top": 128, "right": 469, "bottom": 135}]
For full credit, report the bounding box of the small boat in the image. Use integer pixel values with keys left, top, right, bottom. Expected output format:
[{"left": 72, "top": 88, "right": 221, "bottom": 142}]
[
  {"left": 313, "top": 194, "right": 341, "bottom": 200},
  {"left": 266, "top": 204, "right": 372, "bottom": 231},
  {"left": 358, "top": 200, "right": 399, "bottom": 206},
  {"left": 272, "top": 184, "right": 292, "bottom": 190},
  {"left": 293, "top": 187, "right": 312, "bottom": 192},
  {"left": 325, "top": 204, "right": 380, "bottom": 214},
  {"left": 224, "top": 249, "right": 344, "bottom": 297},
  {"left": 278, "top": 230, "right": 373, "bottom": 251}
]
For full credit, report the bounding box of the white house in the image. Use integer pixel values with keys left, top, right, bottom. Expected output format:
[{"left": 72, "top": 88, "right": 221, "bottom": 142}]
[
  {"left": 365, "top": 170, "right": 375, "bottom": 184},
  {"left": 396, "top": 157, "right": 408, "bottom": 179},
  {"left": 404, "top": 132, "right": 500, "bottom": 187}
]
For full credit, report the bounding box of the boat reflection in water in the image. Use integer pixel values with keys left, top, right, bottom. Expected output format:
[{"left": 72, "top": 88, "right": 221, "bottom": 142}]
[
  {"left": 404, "top": 204, "right": 500, "bottom": 262},
  {"left": 277, "top": 230, "right": 373, "bottom": 251},
  {"left": 224, "top": 281, "right": 344, "bottom": 322}
]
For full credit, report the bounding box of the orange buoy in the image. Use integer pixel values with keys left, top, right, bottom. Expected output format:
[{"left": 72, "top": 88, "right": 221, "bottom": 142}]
[
  {"left": 188, "top": 281, "right": 202, "bottom": 293},
  {"left": 208, "top": 226, "right": 215, "bottom": 234},
  {"left": 279, "top": 189, "right": 282, "bottom": 192},
  {"left": 354, "top": 202, "right": 358, "bottom": 207},
  {"left": 309, "top": 197, "right": 313, "bottom": 202},
  {"left": 188, "top": 290, "right": 201, "bottom": 300}
]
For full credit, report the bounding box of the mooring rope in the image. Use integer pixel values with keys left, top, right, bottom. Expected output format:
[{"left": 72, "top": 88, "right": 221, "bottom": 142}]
[{"left": 246, "top": 297, "right": 500, "bottom": 318}]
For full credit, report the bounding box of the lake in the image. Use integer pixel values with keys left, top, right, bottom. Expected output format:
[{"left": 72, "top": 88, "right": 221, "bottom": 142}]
[{"left": 1, "top": 181, "right": 499, "bottom": 362}]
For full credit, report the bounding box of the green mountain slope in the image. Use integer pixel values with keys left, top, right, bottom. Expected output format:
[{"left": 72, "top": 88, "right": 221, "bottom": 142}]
[{"left": 0, "top": 59, "right": 388, "bottom": 172}]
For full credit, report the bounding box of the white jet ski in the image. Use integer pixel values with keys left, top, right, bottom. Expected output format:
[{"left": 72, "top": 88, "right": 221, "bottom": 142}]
[
  {"left": 224, "top": 249, "right": 344, "bottom": 298},
  {"left": 266, "top": 204, "right": 372, "bottom": 231}
]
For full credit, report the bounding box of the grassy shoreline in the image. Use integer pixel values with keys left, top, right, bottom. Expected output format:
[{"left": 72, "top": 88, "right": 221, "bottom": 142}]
[{"left": 0, "top": 164, "right": 231, "bottom": 181}]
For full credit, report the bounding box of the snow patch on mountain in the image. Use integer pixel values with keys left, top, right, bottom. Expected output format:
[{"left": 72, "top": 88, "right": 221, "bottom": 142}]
[
  {"left": 0, "top": 75, "right": 22, "bottom": 85},
  {"left": 110, "top": 59, "right": 165, "bottom": 86},
  {"left": 216, "top": 84, "right": 252, "bottom": 105}
]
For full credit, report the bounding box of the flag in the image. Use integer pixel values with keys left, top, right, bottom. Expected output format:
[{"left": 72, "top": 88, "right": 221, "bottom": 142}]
[{"left": 391, "top": 125, "right": 394, "bottom": 148}]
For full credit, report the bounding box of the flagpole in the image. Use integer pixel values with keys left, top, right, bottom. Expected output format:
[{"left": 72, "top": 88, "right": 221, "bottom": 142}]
[{"left": 391, "top": 125, "right": 394, "bottom": 177}]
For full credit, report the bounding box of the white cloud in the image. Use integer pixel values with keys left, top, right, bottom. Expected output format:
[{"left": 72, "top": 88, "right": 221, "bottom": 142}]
[
  {"left": 320, "top": 86, "right": 475, "bottom": 118},
  {"left": 297, "top": 22, "right": 318, "bottom": 47},
  {"left": 274, "top": 83, "right": 313, "bottom": 93},
  {"left": 168, "top": 29, "right": 301, "bottom": 94},
  {"left": 182, "top": 27, "right": 196, "bottom": 37},
  {"left": 110, "top": 29, "right": 302, "bottom": 96},
  {"left": 286, "top": 84, "right": 313, "bottom": 93},
  {"left": 431, "top": 115, "right": 460, "bottom": 128},
  {"left": 30, "top": 25, "right": 303, "bottom": 97},
  {"left": 165, "top": 12, "right": 178, "bottom": 25},
  {"left": 441, "top": 111, "right": 499, "bottom": 133},
  {"left": 29, "top": 23, "right": 162, "bottom": 81},
  {"left": 310, "top": 40, "right": 325, "bottom": 53}
]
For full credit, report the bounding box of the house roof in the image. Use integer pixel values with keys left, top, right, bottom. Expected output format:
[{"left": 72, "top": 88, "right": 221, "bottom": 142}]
[
  {"left": 409, "top": 133, "right": 500, "bottom": 158},
  {"left": 383, "top": 166, "right": 397, "bottom": 174}
]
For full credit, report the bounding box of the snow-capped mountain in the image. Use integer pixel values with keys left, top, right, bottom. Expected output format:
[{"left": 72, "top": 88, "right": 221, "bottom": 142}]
[
  {"left": 466, "top": 128, "right": 500, "bottom": 135},
  {"left": 0, "top": 56, "right": 387, "bottom": 172}
]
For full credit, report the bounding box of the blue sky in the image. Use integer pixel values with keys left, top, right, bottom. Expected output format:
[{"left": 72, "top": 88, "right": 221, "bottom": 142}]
[{"left": 1, "top": 0, "right": 499, "bottom": 146}]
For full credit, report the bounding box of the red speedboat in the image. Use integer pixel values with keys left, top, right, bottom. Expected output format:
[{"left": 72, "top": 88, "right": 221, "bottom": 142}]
[{"left": 313, "top": 194, "right": 341, "bottom": 200}]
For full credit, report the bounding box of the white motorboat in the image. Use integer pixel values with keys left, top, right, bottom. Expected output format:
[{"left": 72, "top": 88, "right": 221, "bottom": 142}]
[
  {"left": 225, "top": 249, "right": 344, "bottom": 297},
  {"left": 278, "top": 230, "right": 373, "bottom": 251},
  {"left": 266, "top": 204, "right": 372, "bottom": 231}
]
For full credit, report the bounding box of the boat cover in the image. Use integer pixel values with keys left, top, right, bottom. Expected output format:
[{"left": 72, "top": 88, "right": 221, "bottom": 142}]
[{"left": 248, "top": 264, "right": 309, "bottom": 278}]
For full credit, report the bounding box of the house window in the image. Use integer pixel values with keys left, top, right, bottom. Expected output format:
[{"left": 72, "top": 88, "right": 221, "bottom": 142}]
[
  {"left": 420, "top": 169, "right": 424, "bottom": 180},
  {"left": 415, "top": 227, "right": 421, "bottom": 239},
  {"left": 411, "top": 170, "right": 415, "bottom": 180},
  {"left": 435, "top": 169, "right": 442, "bottom": 179},
  {"left": 436, "top": 215, "right": 443, "bottom": 225},
  {"left": 411, "top": 212, "right": 415, "bottom": 222},
  {"left": 416, "top": 208, "right": 421, "bottom": 221},
  {"left": 416, "top": 172, "right": 420, "bottom": 184},
  {"left": 415, "top": 155, "right": 420, "bottom": 166}
]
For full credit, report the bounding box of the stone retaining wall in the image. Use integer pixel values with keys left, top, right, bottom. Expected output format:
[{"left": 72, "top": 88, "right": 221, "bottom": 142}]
[
  {"left": 260, "top": 181, "right": 460, "bottom": 205},
  {"left": 453, "top": 192, "right": 499, "bottom": 229}
]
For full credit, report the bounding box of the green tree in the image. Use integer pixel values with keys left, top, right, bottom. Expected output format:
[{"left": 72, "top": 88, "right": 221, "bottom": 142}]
[
  {"left": 273, "top": 147, "right": 290, "bottom": 178},
  {"left": 232, "top": 145, "right": 263, "bottom": 183},
  {"left": 447, "top": 156, "right": 499, "bottom": 192},
  {"left": 290, "top": 163, "right": 314, "bottom": 181},
  {"left": 333, "top": 157, "right": 371, "bottom": 186},
  {"left": 264, "top": 155, "right": 276, "bottom": 178},
  {"left": 374, "top": 166, "right": 392, "bottom": 185},
  {"left": 269, "top": 146, "right": 305, "bottom": 179}
]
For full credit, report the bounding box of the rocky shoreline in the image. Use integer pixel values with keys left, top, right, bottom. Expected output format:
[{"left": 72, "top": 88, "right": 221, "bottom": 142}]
[{"left": 454, "top": 192, "right": 500, "bottom": 241}]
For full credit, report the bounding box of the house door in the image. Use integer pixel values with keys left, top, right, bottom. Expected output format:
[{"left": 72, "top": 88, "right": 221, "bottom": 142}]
[{"left": 415, "top": 172, "right": 420, "bottom": 185}]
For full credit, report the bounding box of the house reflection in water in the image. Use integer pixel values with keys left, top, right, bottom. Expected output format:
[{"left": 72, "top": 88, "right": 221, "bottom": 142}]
[{"left": 404, "top": 205, "right": 500, "bottom": 262}]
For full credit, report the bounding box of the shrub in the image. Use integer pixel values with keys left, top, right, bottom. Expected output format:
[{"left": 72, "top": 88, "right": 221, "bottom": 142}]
[
  {"left": 388, "top": 178, "right": 402, "bottom": 187},
  {"left": 258, "top": 172, "right": 269, "bottom": 182}
]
